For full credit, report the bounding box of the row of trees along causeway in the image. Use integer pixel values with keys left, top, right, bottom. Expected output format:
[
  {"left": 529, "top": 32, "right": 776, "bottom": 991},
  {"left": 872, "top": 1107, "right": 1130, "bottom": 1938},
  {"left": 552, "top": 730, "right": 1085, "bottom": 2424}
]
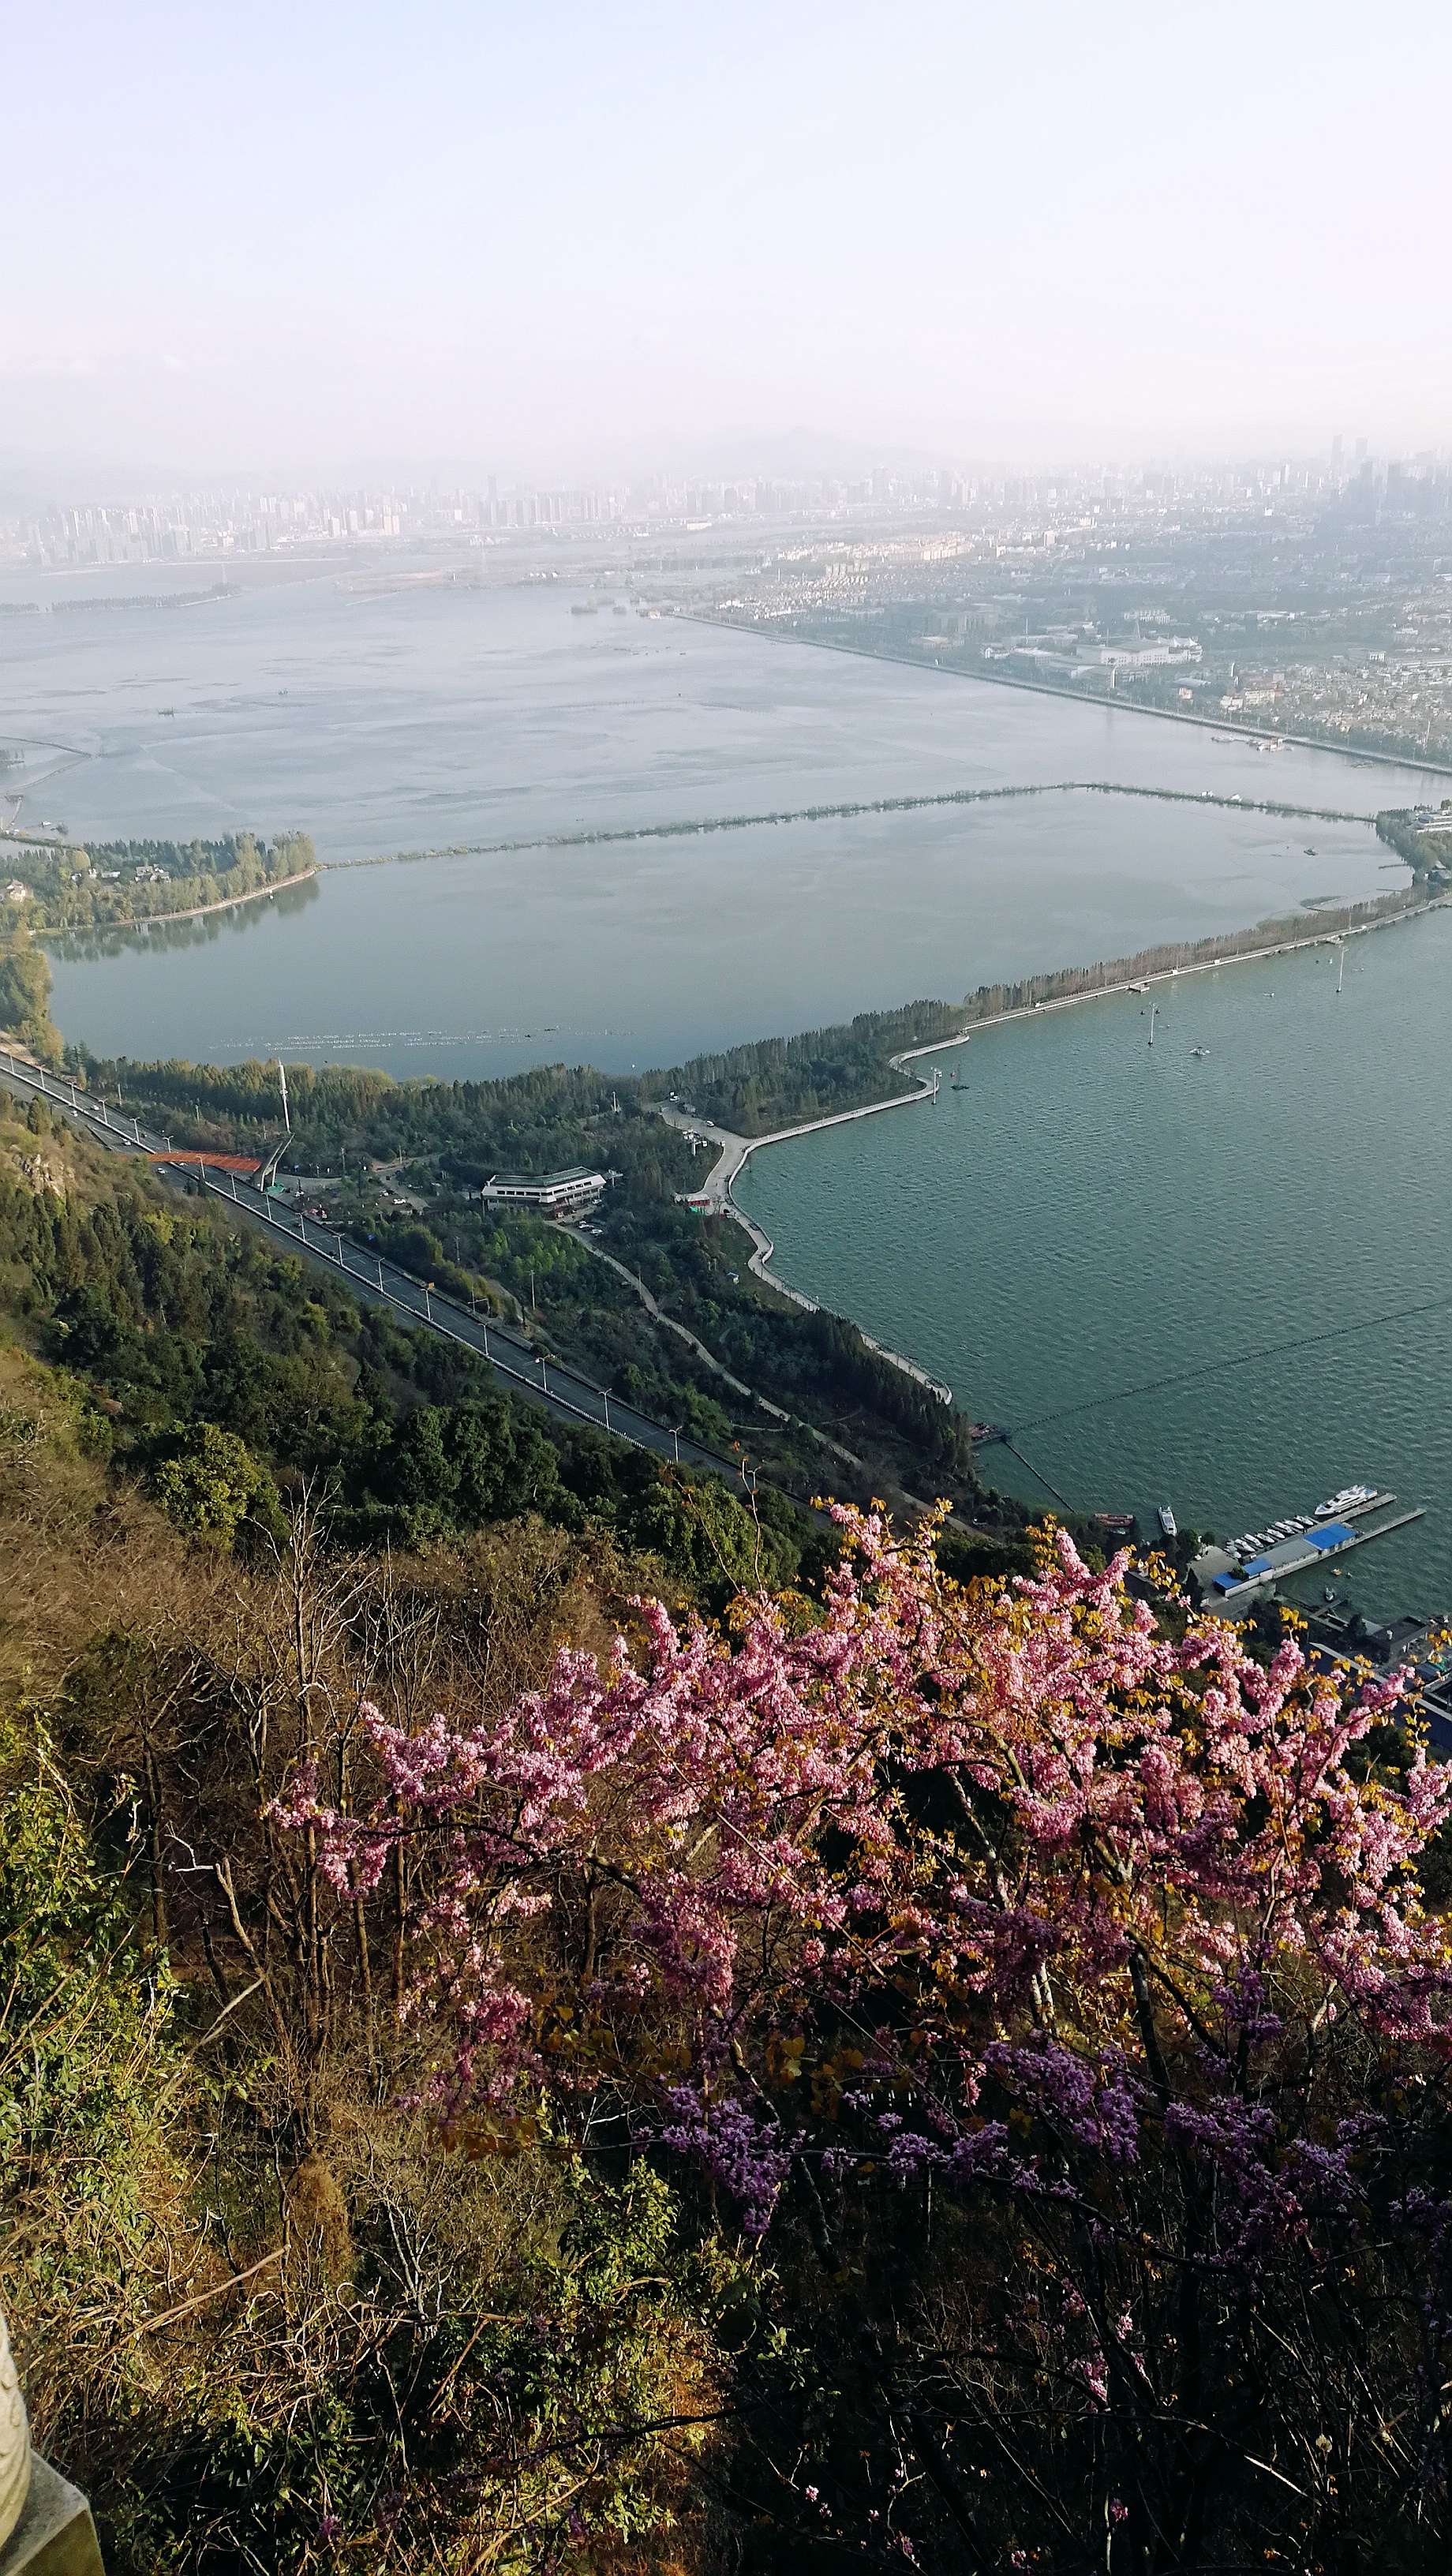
[{"left": 10, "top": 829, "right": 315, "bottom": 932}]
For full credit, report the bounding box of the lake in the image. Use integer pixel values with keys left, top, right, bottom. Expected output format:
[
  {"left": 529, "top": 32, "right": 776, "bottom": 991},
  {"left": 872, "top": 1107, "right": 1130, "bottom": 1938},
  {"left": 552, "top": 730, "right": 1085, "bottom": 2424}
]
[
  {"left": 0, "top": 572, "right": 1435, "bottom": 1077},
  {"left": 739, "top": 902, "right": 1452, "bottom": 1617},
  {"left": 6, "top": 565, "right": 1449, "bottom": 1610}
]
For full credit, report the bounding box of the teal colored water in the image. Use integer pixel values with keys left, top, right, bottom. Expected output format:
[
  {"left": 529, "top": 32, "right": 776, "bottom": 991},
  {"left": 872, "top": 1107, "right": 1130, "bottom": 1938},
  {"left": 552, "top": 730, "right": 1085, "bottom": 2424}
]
[
  {"left": 2, "top": 575, "right": 1433, "bottom": 1078},
  {"left": 9, "top": 567, "right": 1450, "bottom": 1607},
  {"left": 738, "top": 907, "right": 1452, "bottom": 1618}
]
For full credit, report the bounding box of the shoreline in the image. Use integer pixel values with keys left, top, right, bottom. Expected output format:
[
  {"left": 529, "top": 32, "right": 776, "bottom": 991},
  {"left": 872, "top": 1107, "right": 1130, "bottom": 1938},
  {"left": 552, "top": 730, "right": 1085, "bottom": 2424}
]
[
  {"left": 679, "top": 611, "right": 1452, "bottom": 782},
  {"left": 34, "top": 865, "right": 319, "bottom": 941},
  {"left": 679, "top": 887, "right": 1447, "bottom": 1392}
]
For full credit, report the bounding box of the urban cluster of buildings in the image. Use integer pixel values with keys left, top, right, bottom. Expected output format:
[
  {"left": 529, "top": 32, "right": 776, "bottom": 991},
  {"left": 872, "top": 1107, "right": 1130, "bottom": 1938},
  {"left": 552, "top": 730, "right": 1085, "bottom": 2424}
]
[
  {"left": 6, "top": 446, "right": 1450, "bottom": 576},
  {"left": 4, "top": 444, "right": 1450, "bottom": 768},
  {"left": 691, "top": 459, "right": 1452, "bottom": 769},
  {"left": 2, "top": 474, "right": 964, "bottom": 569}
]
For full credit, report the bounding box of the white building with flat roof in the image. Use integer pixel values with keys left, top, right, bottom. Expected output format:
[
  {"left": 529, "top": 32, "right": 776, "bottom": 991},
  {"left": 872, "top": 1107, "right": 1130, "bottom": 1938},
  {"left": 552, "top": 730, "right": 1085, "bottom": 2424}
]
[{"left": 481, "top": 1166, "right": 606, "bottom": 1215}]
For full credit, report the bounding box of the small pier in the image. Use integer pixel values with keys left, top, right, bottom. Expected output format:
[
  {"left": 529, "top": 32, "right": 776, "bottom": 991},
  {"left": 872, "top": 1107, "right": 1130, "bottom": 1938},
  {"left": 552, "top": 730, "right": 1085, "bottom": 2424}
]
[{"left": 1192, "top": 1488, "right": 1426, "bottom": 1608}]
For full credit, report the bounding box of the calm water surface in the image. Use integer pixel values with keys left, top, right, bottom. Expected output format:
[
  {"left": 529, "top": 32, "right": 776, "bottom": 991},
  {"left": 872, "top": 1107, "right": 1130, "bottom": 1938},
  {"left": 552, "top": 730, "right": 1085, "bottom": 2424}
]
[
  {"left": 0, "top": 575, "right": 1431, "bottom": 1076},
  {"left": 739, "top": 907, "right": 1452, "bottom": 1616},
  {"left": 7, "top": 567, "right": 1449, "bottom": 1608}
]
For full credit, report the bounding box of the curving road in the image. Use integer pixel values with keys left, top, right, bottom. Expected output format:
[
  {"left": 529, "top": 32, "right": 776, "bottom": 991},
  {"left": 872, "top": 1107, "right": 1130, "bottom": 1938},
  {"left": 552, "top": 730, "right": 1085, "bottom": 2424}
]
[{"left": 0, "top": 1050, "right": 784, "bottom": 1500}]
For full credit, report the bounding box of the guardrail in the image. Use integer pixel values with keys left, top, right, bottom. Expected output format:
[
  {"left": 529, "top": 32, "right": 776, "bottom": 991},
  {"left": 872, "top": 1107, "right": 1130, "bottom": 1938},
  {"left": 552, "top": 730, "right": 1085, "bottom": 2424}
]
[{"left": 0, "top": 1052, "right": 788, "bottom": 1502}]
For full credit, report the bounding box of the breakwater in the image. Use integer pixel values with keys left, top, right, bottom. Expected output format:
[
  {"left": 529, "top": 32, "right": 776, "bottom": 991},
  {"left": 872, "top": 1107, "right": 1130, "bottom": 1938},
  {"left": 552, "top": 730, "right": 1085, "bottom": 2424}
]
[
  {"left": 913, "top": 881, "right": 1425, "bottom": 1043},
  {"left": 324, "top": 777, "right": 1371, "bottom": 872},
  {"left": 657, "top": 876, "right": 1426, "bottom": 1139},
  {"left": 684, "top": 885, "right": 1444, "bottom": 1363},
  {"left": 687, "top": 610, "right": 1452, "bottom": 782},
  {"left": 735, "top": 897, "right": 1452, "bottom": 1615}
]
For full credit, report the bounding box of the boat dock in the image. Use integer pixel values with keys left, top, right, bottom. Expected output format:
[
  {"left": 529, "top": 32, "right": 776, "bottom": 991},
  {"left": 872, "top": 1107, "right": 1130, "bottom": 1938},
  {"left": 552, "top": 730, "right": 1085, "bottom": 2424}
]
[{"left": 1191, "top": 1485, "right": 1426, "bottom": 1608}]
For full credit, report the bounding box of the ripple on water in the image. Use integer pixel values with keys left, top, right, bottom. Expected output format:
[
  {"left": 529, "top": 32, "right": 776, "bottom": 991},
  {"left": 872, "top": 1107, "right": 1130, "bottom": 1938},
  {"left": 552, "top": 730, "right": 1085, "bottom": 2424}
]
[{"left": 738, "top": 908, "right": 1452, "bottom": 1619}]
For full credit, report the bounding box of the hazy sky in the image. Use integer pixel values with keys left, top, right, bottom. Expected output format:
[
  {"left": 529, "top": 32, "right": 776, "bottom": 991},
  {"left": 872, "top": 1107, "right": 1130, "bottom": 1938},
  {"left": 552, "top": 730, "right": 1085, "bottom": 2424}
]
[{"left": 6, "top": 0, "right": 1450, "bottom": 477}]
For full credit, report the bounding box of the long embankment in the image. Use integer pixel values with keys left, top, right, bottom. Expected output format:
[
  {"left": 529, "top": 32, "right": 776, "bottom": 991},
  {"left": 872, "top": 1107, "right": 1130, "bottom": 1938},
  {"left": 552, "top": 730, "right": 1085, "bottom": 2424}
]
[
  {"left": 34, "top": 866, "right": 319, "bottom": 938},
  {"left": 323, "top": 777, "right": 1376, "bottom": 873},
  {"left": 680, "top": 610, "right": 1452, "bottom": 782},
  {"left": 675, "top": 883, "right": 1448, "bottom": 1376}
]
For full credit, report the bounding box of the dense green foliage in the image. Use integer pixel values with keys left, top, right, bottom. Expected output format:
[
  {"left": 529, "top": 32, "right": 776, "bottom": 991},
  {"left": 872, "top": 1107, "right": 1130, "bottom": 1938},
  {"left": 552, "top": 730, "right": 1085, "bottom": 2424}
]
[
  {"left": 1376, "top": 803, "right": 1452, "bottom": 876},
  {"left": 0, "top": 921, "right": 60, "bottom": 1058},
  {"left": 9, "top": 1052, "right": 1445, "bottom": 2571},
  {"left": 66, "top": 1050, "right": 983, "bottom": 1496},
  {"left": 650, "top": 997, "right": 967, "bottom": 1129},
  {"left": 78, "top": 1048, "right": 691, "bottom": 1193},
  {"left": 0, "top": 1095, "right": 810, "bottom": 1599},
  {"left": 9, "top": 830, "right": 315, "bottom": 932}
]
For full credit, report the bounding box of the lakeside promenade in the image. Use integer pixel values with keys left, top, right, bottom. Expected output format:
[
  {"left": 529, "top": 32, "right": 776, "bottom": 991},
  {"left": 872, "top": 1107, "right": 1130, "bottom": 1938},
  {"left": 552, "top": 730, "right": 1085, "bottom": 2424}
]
[
  {"left": 34, "top": 864, "right": 318, "bottom": 939},
  {"left": 681, "top": 612, "right": 1452, "bottom": 784},
  {"left": 668, "top": 887, "right": 1448, "bottom": 1391},
  {"left": 664, "top": 1093, "right": 956, "bottom": 1403}
]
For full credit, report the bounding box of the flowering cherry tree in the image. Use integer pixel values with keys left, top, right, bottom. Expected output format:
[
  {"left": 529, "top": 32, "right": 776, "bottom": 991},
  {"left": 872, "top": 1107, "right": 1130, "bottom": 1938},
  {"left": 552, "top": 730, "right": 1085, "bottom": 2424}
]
[{"left": 276, "top": 1511, "right": 1452, "bottom": 2564}]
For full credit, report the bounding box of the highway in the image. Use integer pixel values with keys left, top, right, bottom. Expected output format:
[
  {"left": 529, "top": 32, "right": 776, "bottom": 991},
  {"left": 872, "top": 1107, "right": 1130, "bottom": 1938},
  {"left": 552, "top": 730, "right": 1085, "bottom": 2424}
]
[{"left": 0, "top": 1051, "right": 777, "bottom": 1498}]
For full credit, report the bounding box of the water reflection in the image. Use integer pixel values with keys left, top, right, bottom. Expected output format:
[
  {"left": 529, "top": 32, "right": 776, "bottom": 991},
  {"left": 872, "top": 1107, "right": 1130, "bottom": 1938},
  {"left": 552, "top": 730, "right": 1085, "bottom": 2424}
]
[{"left": 47, "top": 871, "right": 321, "bottom": 964}]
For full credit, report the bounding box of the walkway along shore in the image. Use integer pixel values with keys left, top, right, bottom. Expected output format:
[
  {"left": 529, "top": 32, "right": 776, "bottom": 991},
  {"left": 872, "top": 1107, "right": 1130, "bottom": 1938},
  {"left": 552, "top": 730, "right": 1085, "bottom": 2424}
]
[
  {"left": 34, "top": 865, "right": 319, "bottom": 939},
  {"left": 664, "top": 886, "right": 1450, "bottom": 1404},
  {"left": 679, "top": 611, "right": 1452, "bottom": 782}
]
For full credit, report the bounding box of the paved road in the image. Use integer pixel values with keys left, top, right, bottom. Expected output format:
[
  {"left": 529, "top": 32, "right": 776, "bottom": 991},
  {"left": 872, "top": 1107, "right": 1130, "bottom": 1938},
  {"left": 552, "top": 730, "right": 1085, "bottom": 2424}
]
[
  {"left": 555, "top": 1220, "right": 790, "bottom": 1421},
  {"left": 660, "top": 1092, "right": 955, "bottom": 1406},
  {"left": 0, "top": 1053, "right": 774, "bottom": 1496},
  {"left": 662, "top": 1083, "right": 934, "bottom": 1216}
]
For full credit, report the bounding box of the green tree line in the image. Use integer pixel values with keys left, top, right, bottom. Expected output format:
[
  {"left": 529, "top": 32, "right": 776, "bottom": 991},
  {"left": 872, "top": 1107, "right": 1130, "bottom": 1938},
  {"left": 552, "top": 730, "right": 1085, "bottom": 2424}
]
[
  {"left": 9, "top": 829, "right": 315, "bottom": 932},
  {"left": 0, "top": 1093, "right": 809, "bottom": 1602}
]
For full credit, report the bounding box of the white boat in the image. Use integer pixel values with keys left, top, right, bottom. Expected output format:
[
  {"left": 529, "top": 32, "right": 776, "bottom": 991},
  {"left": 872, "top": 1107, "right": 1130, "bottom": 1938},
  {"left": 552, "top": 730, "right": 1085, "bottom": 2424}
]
[{"left": 1158, "top": 1505, "right": 1177, "bottom": 1540}]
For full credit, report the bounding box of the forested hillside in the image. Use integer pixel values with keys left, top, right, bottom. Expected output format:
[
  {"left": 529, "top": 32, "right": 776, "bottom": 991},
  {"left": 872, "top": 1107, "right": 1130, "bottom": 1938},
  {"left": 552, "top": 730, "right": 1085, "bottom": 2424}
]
[{"left": 3, "top": 1084, "right": 1451, "bottom": 2574}]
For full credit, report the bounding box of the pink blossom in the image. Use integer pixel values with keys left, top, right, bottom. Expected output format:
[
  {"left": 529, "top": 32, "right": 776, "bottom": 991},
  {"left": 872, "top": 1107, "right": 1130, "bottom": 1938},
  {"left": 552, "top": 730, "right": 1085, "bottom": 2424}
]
[{"left": 272, "top": 1505, "right": 1452, "bottom": 2271}]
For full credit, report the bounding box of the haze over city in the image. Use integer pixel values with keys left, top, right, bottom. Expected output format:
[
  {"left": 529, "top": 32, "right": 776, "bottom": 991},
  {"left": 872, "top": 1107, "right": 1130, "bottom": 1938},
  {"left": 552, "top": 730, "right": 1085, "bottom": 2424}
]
[
  {"left": 8, "top": 12, "right": 1452, "bottom": 2572},
  {"left": 6, "top": 0, "right": 1452, "bottom": 479}
]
